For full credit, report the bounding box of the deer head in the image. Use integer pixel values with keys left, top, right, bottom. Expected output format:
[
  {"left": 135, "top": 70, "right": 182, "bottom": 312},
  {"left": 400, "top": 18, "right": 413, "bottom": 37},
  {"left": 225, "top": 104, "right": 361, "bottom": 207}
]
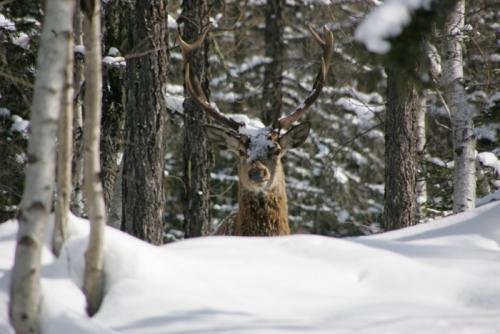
[
  {"left": 204, "top": 120, "right": 311, "bottom": 193},
  {"left": 178, "top": 25, "right": 333, "bottom": 235}
]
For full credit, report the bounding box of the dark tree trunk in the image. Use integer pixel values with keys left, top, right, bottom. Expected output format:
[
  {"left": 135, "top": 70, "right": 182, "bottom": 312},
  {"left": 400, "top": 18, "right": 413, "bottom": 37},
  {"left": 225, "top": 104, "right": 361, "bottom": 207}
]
[
  {"left": 122, "top": 0, "right": 168, "bottom": 245},
  {"left": 101, "top": 66, "right": 124, "bottom": 215},
  {"left": 262, "top": 0, "right": 284, "bottom": 127},
  {"left": 384, "top": 67, "right": 418, "bottom": 231},
  {"left": 180, "top": 0, "right": 211, "bottom": 238},
  {"left": 231, "top": 12, "right": 247, "bottom": 115},
  {"left": 100, "top": 1, "right": 129, "bottom": 219}
]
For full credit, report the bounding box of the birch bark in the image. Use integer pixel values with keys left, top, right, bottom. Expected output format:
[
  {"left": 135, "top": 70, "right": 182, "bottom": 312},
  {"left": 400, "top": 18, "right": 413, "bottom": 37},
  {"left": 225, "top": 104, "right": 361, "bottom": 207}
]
[
  {"left": 9, "top": 0, "right": 75, "bottom": 332},
  {"left": 415, "top": 94, "right": 427, "bottom": 218},
  {"left": 71, "top": 5, "right": 85, "bottom": 216},
  {"left": 442, "top": 0, "right": 476, "bottom": 213},
  {"left": 81, "top": 0, "right": 106, "bottom": 316},
  {"left": 53, "top": 27, "right": 75, "bottom": 256}
]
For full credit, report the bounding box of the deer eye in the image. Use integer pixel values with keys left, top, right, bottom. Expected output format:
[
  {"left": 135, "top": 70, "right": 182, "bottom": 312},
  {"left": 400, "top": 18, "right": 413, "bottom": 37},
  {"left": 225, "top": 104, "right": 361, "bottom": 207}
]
[
  {"left": 239, "top": 149, "right": 247, "bottom": 158},
  {"left": 268, "top": 146, "right": 281, "bottom": 157}
]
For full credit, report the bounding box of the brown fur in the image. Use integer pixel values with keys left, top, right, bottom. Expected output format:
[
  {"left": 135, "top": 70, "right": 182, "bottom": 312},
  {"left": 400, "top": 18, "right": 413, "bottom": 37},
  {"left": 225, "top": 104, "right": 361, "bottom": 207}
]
[
  {"left": 235, "top": 187, "right": 289, "bottom": 236},
  {"left": 210, "top": 123, "right": 311, "bottom": 237},
  {"left": 213, "top": 163, "right": 290, "bottom": 236}
]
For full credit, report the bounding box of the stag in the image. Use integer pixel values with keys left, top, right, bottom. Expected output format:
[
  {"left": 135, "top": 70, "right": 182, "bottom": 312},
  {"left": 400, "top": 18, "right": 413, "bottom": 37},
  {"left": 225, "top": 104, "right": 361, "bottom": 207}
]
[{"left": 178, "top": 25, "right": 333, "bottom": 236}]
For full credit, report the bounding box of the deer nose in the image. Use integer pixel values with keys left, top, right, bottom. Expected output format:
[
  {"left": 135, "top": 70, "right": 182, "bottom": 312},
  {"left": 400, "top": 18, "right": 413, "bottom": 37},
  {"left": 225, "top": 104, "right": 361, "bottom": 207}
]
[{"left": 248, "top": 163, "right": 269, "bottom": 183}]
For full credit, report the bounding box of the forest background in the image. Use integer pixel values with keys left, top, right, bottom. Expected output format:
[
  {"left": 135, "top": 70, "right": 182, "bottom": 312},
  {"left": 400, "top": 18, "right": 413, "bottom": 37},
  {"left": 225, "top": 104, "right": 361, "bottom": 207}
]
[{"left": 0, "top": 0, "right": 498, "bottom": 241}]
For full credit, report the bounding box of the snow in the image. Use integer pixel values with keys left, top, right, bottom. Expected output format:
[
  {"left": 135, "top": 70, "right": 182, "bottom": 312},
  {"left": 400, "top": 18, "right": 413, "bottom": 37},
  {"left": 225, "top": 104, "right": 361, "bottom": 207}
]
[
  {"left": 355, "top": 0, "right": 433, "bottom": 54},
  {"left": 12, "top": 33, "right": 30, "bottom": 49},
  {"left": 10, "top": 114, "right": 30, "bottom": 136},
  {"left": 0, "top": 108, "right": 11, "bottom": 117},
  {"left": 107, "top": 47, "right": 120, "bottom": 56},
  {"left": 165, "top": 94, "right": 184, "bottom": 114},
  {"left": 226, "top": 114, "right": 277, "bottom": 161},
  {"left": 102, "top": 56, "right": 126, "bottom": 67},
  {"left": 489, "top": 54, "right": 500, "bottom": 62},
  {"left": 1, "top": 202, "right": 500, "bottom": 333},
  {"left": 74, "top": 45, "right": 85, "bottom": 55},
  {"left": 475, "top": 126, "right": 497, "bottom": 142},
  {"left": 335, "top": 97, "right": 383, "bottom": 123},
  {"left": 0, "top": 14, "right": 15, "bottom": 31},
  {"left": 477, "top": 152, "right": 500, "bottom": 176},
  {"left": 167, "top": 15, "right": 177, "bottom": 29},
  {"left": 228, "top": 56, "right": 272, "bottom": 77},
  {"left": 476, "top": 190, "right": 500, "bottom": 206}
]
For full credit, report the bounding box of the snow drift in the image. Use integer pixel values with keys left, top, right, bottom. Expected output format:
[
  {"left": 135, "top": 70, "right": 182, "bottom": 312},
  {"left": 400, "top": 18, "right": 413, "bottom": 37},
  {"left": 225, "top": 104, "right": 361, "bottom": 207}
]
[{"left": 1, "top": 201, "right": 500, "bottom": 333}]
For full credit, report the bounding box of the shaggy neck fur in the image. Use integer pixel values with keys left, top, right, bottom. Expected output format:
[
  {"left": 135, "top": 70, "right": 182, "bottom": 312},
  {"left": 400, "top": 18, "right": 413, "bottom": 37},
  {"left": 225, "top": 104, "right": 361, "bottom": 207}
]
[{"left": 235, "top": 165, "right": 290, "bottom": 236}]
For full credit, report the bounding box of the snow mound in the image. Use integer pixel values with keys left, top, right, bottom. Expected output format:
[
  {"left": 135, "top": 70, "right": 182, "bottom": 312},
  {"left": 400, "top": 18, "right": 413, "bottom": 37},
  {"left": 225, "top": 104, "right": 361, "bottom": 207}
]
[{"left": 1, "top": 202, "right": 500, "bottom": 333}]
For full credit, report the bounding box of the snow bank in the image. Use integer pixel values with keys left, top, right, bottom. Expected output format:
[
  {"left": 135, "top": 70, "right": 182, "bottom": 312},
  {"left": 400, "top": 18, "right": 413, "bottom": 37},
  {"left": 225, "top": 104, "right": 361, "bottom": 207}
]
[
  {"left": 0, "top": 202, "right": 500, "bottom": 333},
  {"left": 355, "top": 0, "right": 433, "bottom": 53}
]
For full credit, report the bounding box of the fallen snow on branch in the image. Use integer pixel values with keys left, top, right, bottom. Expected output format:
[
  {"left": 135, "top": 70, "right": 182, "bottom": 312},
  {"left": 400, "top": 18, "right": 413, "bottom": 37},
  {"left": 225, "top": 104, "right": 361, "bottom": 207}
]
[
  {"left": 0, "top": 14, "right": 16, "bottom": 31},
  {"left": 477, "top": 152, "right": 500, "bottom": 176},
  {"left": 355, "top": 0, "right": 433, "bottom": 54},
  {"left": 102, "top": 56, "right": 125, "bottom": 67}
]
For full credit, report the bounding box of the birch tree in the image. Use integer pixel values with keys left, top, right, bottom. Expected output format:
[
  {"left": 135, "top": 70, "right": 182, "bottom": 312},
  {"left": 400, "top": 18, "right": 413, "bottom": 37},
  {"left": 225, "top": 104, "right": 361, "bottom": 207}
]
[
  {"left": 9, "top": 0, "right": 75, "bottom": 332},
  {"left": 415, "top": 93, "right": 427, "bottom": 218},
  {"left": 81, "top": 0, "right": 106, "bottom": 316},
  {"left": 71, "top": 5, "right": 85, "bottom": 216},
  {"left": 53, "top": 24, "right": 75, "bottom": 256},
  {"left": 442, "top": 0, "right": 476, "bottom": 213}
]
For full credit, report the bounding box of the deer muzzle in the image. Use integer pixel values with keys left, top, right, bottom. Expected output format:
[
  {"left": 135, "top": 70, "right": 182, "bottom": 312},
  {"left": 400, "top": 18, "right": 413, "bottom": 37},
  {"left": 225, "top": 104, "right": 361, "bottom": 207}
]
[{"left": 248, "top": 162, "right": 270, "bottom": 184}]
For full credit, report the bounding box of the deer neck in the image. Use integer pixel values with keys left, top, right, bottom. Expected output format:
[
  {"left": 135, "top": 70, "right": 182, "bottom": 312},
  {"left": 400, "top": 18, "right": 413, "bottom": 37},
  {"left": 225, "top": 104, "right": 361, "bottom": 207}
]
[{"left": 235, "top": 166, "right": 290, "bottom": 236}]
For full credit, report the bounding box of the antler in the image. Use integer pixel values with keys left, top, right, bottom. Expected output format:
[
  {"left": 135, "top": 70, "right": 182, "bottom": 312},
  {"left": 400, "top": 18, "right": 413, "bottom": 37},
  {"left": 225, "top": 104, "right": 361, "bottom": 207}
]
[
  {"left": 177, "top": 27, "right": 243, "bottom": 131},
  {"left": 277, "top": 24, "right": 333, "bottom": 129}
]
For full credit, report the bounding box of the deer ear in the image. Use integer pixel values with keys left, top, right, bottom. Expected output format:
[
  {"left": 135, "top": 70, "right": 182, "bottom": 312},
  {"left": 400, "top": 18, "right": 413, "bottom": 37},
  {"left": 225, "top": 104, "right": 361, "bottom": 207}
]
[
  {"left": 279, "top": 122, "right": 311, "bottom": 150},
  {"left": 205, "top": 124, "right": 244, "bottom": 153}
]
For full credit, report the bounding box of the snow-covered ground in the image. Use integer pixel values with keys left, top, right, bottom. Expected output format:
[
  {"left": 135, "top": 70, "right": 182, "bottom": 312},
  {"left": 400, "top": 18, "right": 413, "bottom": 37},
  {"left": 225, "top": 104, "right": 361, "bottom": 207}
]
[{"left": 1, "top": 202, "right": 500, "bottom": 333}]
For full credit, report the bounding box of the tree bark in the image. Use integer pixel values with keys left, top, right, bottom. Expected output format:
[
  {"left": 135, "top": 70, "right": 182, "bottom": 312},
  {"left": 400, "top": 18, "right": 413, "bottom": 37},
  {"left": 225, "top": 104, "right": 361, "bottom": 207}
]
[
  {"left": 262, "top": 0, "right": 284, "bottom": 127},
  {"left": 122, "top": 0, "right": 168, "bottom": 244},
  {"left": 108, "top": 160, "right": 123, "bottom": 229},
  {"left": 384, "top": 67, "right": 418, "bottom": 230},
  {"left": 100, "top": 65, "right": 124, "bottom": 214},
  {"left": 100, "top": 0, "right": 129, "bottom": 216},
  {"left": 442, "top": 0, "right": 476, "bottom": 213},
  {"left": 71, "top": 4, "right": 85, "bottom": 216},
  {"left": 81, "top": 0, "right": 106, "bottom": 316},
  {"left": 53, "top": 24, "right": 75, "bottom": 256},
  {"left": 180, "top": 0, "right": 211, "bottom": 238},
  {"left": 9, "top": 0, "right": 75, "bottom": 332}
]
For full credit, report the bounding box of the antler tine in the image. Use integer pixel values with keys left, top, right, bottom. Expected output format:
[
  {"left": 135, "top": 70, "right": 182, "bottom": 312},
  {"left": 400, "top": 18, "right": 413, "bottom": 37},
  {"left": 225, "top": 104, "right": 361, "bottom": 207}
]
[
  {"left": 177, "top": 27, "right": 243, "bottom": 131},
  {"left": 277, "top": 25, "right": 333, "bottom": 129},
  {"left": 177, "top": 26, "right": 210, "bottom": 60}
]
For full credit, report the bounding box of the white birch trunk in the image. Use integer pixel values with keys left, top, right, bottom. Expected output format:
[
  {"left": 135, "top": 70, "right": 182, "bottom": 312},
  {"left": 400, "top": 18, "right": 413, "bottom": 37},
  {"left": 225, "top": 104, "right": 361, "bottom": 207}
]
[
  {"left": 82, "top": 0, "right": 106, "bottom": 316},
  {"left": 9, "top": 0, "right": 75, "bottom": 332},
  {"left": 416, "top": 94, "right": 427, "bottom": 217},
  {"left": 442, "top": 0, "right": 476, "bottom": 213},
  {"left": 71, "top": 6, "right": 85, "bottom": 216},
  {"left": 53, "top": 29, "right": 75, "bottom": 257}
]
